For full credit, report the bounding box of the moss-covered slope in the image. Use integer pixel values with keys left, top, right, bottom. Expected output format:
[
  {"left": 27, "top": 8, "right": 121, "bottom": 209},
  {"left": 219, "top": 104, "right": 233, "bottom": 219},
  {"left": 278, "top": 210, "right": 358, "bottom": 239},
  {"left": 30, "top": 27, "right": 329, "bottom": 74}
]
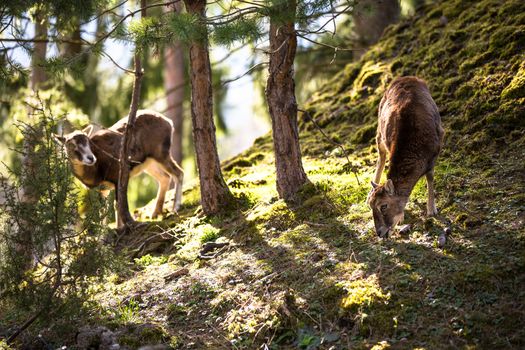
[{"left": 27, "top": 0, "right": 524, "bottom": 349}]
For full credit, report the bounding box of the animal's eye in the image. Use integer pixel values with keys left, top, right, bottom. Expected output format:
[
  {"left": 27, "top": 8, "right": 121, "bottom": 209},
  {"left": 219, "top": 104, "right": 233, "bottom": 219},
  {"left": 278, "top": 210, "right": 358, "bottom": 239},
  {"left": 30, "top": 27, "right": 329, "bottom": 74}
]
[{"left": 380, "top": 204, "right": 388, "bottom": 212}]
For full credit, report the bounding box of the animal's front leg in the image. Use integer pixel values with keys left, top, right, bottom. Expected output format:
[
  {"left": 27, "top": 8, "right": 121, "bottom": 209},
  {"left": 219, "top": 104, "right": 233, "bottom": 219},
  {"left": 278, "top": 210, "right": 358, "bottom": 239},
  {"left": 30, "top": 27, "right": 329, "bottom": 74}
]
[
  {"left": 425, "top": 170, "right": 438, "bottom": 216},
  {"left": 374, "top": 141, "right": 387, "bottom": 184},
  {"left": 173, "top": 172, "right": 184, "bottom": 212}
]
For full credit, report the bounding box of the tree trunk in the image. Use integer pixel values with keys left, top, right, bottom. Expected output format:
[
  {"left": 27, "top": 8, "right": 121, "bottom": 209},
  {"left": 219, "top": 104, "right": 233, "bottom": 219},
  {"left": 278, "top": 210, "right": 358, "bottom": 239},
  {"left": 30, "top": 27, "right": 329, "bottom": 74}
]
[
  {"left": 353, "top": 0, "right": 400, "bottom": 58},
  {"left": 30, "top": 15, "right": 48, "bottom": 90},
  {"left": 116, "top": 0, "right": 146, "bottom": 231},
  {"left": 163, "top": 2, "right": 185, "bottom": 167},
  {"left": 60, "top": 20, "right": 82, "bottom": 58},
  {"left": 18, "top": 13, "right": 49, "bottom": 269},
  {"left": 265, "top": 0, "right": 309, "bottom": 201},
  {"left": 183, "top": 0, "right": 233, "bottom": 214}
]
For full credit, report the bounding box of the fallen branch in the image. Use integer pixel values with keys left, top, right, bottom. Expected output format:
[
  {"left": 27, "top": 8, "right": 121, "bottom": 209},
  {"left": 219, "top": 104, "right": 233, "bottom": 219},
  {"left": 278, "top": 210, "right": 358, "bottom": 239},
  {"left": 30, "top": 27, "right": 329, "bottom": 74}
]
[
  {"left": 163, "top": 267, "right": 189, "bottom": 281},
  {"left": 198, "top": 242, "right": 229, "bottom": 260}
]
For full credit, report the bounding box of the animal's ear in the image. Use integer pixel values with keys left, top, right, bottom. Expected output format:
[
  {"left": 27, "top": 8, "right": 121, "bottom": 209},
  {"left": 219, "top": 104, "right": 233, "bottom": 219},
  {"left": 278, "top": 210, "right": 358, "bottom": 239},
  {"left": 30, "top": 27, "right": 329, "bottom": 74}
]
[
  {"left": 82, "top": 125, "right": 94, "bottom": 137},
  {"left": 385, "top": 179, "right": 395, "bottom": 195},
  {"left": 52, "top": 134, "right": 65, "bottom": 144},
  {"left": 371, "top": 181, "right": 378, "bottom": 189}
]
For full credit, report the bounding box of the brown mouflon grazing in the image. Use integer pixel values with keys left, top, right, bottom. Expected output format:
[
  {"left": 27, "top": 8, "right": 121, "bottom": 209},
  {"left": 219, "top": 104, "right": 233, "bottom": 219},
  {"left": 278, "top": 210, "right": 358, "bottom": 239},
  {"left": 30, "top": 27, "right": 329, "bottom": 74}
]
[
  {"left": 367, "top": 77, "right": 444, "bottom": 238},
  {"left": 55, "top": 110, "right": 184, "bottom": 223}
]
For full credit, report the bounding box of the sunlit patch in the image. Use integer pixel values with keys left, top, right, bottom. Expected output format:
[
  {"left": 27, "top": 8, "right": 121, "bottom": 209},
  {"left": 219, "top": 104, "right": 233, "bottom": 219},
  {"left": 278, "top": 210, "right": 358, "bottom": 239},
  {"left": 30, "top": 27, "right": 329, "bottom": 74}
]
[{"left": 338, "top": 274, "right": 390, "bottom": 311}]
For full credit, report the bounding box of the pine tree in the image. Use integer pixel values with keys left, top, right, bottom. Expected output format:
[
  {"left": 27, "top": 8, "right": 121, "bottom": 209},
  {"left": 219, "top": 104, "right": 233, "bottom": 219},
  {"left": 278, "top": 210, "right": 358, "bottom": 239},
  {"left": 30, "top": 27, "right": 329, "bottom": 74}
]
[
  {"left": 163, "top": 2, "right": 185, "bottom": 168},
  {"left": 183, "top": 0, "right": 234, "bottom": 214},
  {"left": 266, "top": 0, "right": 309, "bottom": 200},
  {"left": 116, "top": 0, "right": 147, "bottom": 230}
]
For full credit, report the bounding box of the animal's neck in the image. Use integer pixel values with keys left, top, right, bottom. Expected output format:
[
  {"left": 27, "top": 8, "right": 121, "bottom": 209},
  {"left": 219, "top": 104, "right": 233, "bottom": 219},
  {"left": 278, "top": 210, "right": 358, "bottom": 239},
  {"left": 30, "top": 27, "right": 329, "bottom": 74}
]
[
  {"left": 388, "top": 156, "right": 427, "bottom": 198},
  {"left": 388, "top": 173, "right": 418, "bottom": 198},
  {"left": 70, "top": 161, "right": 98, "bottom": 188}
]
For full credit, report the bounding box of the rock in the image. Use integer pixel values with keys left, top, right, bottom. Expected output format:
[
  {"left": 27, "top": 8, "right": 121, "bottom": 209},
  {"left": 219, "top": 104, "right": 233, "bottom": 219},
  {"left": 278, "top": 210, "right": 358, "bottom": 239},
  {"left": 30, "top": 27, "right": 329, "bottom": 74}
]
[
  {"left": 138, "top": 345, "right": 170, "bottom": 350},
  {"left": 439, "top": 15, "right": 448, "bottom": 26},
  {"left": 76, "top": 326, "right": 119, "bottom": 350}
]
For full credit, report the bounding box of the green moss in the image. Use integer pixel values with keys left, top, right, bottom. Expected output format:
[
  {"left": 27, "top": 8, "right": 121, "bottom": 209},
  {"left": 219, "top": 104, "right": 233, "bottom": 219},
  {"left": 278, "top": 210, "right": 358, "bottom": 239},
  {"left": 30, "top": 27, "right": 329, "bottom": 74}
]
[
  {"left": 351, "top": 124, "right": 377, "bottom": 144},
  {"left": 338, "top": 274, "right": 390, "bottom": 312},
  {"left": 223, "top": 158, "right": 253, "bottom": 171},
  {"left": 85, "top": 1, "right": 525, "bottom": 349},
  {"left": 134, "top": 254, "right": 168, "bottom": 268},
  {"left": 501, "top": 62, "right": 525, "bottom": 99},
  {"left": 489, "top": 26, "right": 525, "bottom": 58},
  {"left": 352, "top": 62, "right": 389, "bottom": 93}
]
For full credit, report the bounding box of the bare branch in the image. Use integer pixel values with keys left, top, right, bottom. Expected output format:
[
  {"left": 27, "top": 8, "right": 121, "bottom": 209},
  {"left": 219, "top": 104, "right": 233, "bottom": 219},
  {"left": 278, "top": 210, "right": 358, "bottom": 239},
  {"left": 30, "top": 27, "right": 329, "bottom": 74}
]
[
  {"left": 296, "top": 33, "right": 357, "bottom": 51},
  {"left": 0, "top": 37, "right": 89, "bottom": 45},
  {"left": 80, "top": 0, "right": 130, "bottom": 25},
  {"left": 99, "top": 49, "right": 135, "bottom": 74},
  {"left": 221, "top": 61, "right": 268, "bottom": 85}
]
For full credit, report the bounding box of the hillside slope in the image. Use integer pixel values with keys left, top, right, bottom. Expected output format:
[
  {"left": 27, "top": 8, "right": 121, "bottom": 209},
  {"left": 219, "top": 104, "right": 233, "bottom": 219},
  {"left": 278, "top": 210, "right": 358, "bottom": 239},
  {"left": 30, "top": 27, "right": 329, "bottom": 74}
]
[{"left": 22, "top": 0, "right": 525, "bottom": 349}]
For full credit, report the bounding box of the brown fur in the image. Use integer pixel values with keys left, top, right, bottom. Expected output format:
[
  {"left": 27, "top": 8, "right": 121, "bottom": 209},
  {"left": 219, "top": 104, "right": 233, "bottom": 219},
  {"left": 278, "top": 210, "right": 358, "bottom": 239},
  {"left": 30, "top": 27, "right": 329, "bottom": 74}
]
[
  {"left": 58, "top": 110, "right": 184, "bottom": 220},
  {"left": 367, "top": 77, "right": 444, "bottom": 237}
]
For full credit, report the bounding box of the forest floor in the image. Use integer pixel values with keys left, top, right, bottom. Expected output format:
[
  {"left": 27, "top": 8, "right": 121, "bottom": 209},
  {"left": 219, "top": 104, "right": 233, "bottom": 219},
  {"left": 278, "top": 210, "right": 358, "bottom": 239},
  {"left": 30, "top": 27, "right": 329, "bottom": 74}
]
[{"left": 5, "top": 0, "right": 525, "bottom": 349}]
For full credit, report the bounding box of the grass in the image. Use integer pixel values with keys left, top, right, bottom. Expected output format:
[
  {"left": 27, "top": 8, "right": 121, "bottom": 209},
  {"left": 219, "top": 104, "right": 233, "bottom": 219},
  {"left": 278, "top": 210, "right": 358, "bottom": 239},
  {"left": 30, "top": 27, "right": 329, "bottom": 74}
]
[{"left": 2, "top": 0, "right": 524, "bottom": 348}]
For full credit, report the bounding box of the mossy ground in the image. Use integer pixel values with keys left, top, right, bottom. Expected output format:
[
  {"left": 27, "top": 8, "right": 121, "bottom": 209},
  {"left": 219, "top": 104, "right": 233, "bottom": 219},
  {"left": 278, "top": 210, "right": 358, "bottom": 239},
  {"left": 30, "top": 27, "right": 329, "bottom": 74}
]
[{"left": 3, "top": 0, "right": 524, "bottom": 349}]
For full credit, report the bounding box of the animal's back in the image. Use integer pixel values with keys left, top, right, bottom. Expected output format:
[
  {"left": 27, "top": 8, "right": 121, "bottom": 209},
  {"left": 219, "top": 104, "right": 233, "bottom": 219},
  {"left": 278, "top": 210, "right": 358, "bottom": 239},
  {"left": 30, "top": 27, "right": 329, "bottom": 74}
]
[
  {"left": 88, "top": 110, "right": 174, "bottom": 185},
  {"left": 378, "top": 76, "right": 443, "bottom": 181}
]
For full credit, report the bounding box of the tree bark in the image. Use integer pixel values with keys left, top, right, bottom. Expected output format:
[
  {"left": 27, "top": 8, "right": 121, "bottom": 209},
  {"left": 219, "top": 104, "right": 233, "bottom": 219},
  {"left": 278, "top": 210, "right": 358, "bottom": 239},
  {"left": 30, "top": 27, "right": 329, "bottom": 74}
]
[
  {"left": 30, "top": 14, "right": 48, "bottom": 90},
  {"left": 116, "top": 0, "right": 146, "bottom": 231},
  {"left": 163, "top": 2, "right": 185, "bottom": 167},
  {"left": 183, "top": 0, "right": 233, "bottom": 214},
  {"left": 265, "top": 0, "right": 309, "bottom": 201},
  {"left": 353, "top": 0, "right": 400, "bottom": 58},
  {"left": 18, "top": 12, "right": 49, "bottom": 269}
]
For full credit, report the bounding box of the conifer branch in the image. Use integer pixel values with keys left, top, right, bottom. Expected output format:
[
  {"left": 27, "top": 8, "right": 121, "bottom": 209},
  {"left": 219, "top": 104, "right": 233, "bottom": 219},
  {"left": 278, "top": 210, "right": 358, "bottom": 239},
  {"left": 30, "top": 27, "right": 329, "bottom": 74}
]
[{"left": 92, "top": 0, "right": 182, "bottom": 48}]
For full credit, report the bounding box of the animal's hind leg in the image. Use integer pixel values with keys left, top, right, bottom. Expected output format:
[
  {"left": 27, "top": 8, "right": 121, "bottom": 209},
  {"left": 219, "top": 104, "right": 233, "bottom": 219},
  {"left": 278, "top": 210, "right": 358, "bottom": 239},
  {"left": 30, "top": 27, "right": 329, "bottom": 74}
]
[
  {"left": 374, "top": 140, "right": 387, "bottom": 184},
  {"left": 114, "top": 190, "right": 124, "bottom": 228},
  {"left": 146, "top": 164, "right": 171, "bottom": 218},
  {"left": 426, "top": 169, "right": 438, "bottom": 216},
  {"left": 157, "top": 156, "right": 184, "bottom": 212}
]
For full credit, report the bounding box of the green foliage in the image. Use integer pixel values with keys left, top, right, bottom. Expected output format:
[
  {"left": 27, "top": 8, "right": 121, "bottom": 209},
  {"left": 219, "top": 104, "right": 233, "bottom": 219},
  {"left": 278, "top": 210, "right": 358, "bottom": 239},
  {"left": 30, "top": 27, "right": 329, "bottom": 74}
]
[
  {"left": 134, "top": 254, "right": 168, "bottom": 268},
  {"left": 0, "top": 96, "right": 114, "bottom": 336},
  {"left": 198, "top": 225, "right": 220, "bottom": 243},
  {"left": 114, "top": 298, "right": 140, "bottom": 324},
  {"left": 0, "top": 340, "right": 14, "bottom": 350},
  {"left": 167, "top": 12, "right": 208, "bottom": 44},
  {"left": 296, "top": 0, "right": 333, "bottom": 27},
  {"left": 128, "top": 12, "right": 207, "bottom": 52},
  {"left": 2, "top": 0, "right": 108, "bottom": 20},
  {"left": 212, "top": 17, "right": 263, "bottom": 47}
]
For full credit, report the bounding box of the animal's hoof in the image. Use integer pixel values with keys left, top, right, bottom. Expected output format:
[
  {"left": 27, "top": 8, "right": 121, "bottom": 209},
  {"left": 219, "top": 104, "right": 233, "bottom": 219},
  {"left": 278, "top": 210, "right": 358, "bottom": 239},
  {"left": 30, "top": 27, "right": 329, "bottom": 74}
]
[
  {"left": 378, "top": 229, "right": 390, "bottom": 239},
  {"left": 437, "top": 233, "right": 446, "bottom": 248},
  {"left": 427, "top": 208, "right": 438, "bottom": 217},
  {"left": 399, "top": 224, "right": 411, "bottom": 235}
]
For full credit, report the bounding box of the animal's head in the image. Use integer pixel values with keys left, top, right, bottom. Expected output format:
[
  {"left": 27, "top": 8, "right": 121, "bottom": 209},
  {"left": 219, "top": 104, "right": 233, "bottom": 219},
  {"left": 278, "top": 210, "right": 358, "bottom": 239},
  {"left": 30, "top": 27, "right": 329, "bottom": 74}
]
[
  {"left": 54, "top": 125, "right": 97, "bottom": 166},
  {"left": 367, "top": 179, "right": 407, "bottom": 238}
]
